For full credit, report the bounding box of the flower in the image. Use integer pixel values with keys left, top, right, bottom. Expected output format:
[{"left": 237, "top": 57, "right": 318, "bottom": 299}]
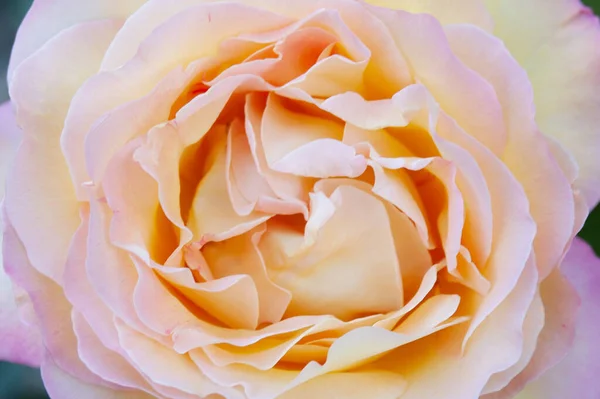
[{"left": 1, "top": 0, "right": 600, "bottom": 398}]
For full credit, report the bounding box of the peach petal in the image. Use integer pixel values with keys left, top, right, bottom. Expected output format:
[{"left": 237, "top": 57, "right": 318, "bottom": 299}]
[
  {"left": 243, "top": 0, "right": 413, "bottom": 94},
  {"left": 173, "top": 315, "right": 339, "bottom": 353},
  {"left": 7, "top": 0, "right": 145, "bottom": 80},
  {"left": 187, "top": 130, "right": 271, "bottom": 243},
  {"left": 431, "top": 109, "right": 537, "bottom": 348},
  {"left": 445, "top": 24, "right": 574, "bottom": 280},
  {"left": 79, "top": 68, "right": 190, "bottom": 188},
  {"left": 6, "top": 19, "right": 122, "bottom": 284},
  {"left": 202, "top": 229, "right": 292, "bottom": 326},
  {"left": 446, "top": 246, "right": 491, "bottom": 296},
  {"left": 147, "top": 264, "right": 261, "bottom": 331},
  {"left": 480, "top": 285, "right": 550, "bottom": 398},
  {"left": 244, "top": 93, "right": 311, "bottom": 215},
  {"left": 282, "top": 316, "right": 469, "bottom": 395},
  {"left": 374, "top": 266, "right": 440, "bottom": 330},
  {"left": 133, "top": 123, "right": 194, "bottom": 255},
  {"left": 116, "top": 320, "right": 244, "bottom": 399},
  {"left": 510, "top": 239, "right": 600, "bottom": 399},
  {"left": 279, "top": 371, "right": 407, "bottom": 399},
  {"left": 328, "top": 84, "right": 494, "bottom": 268},
  {"left": 63, "top": 207, "right": 121, "bottom": 350},
  {"left": 102, "top": 0, "right": 293, "bottom": 71},
  {"left": 314, "top": 177, "right": 432, "bottom": 300},
  {"left": 391, "top": 258, "right": 538, "bottom": 399},
  {"left": 481, "top": 290, "right": 545, "bottom": 396},
  {"left": 86, "top": 196, "right": 161, "bottom": 340},
  {"left": 262, "top": 94, "right": 366, "bottom": 178},
  {"left": 41, "top": 352, "right": 155, "bottom": 399},
  {"left": 262, "top": 185, "right": 403, "bottom": 319},
  {"left": 208, "top": 26, "right": 337, "bottom": 87},
  {"left": 375, "top": 155, "right": 464, "bottom": 273},
  {"left": 226, "top": 118, "right": 281, "bottom": 216},
  {"left": 72, "top": 312, "right": 155, "bottom": 394},
  {"left": 372, "top": 9, "right": 507, "bottom": 155}
]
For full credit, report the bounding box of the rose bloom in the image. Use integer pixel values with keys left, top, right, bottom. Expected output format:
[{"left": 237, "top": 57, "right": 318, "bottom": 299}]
[{"left": 1, "top": 0, "right": 600, "bottom": 398}]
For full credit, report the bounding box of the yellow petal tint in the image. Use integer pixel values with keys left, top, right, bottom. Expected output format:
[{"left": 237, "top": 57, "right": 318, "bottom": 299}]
[{"left": 2, "top": 0, "right": 584, "bottom": 398}]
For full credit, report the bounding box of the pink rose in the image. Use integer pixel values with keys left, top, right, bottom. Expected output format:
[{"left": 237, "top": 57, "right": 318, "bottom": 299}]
[{"left": 1, "top": 1, "right": 600, "bottom": 398}]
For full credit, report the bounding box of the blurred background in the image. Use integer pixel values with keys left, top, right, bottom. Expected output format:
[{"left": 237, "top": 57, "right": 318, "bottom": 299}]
[{"left": 1, "top": 0, "right": 600, "bottom": 398}]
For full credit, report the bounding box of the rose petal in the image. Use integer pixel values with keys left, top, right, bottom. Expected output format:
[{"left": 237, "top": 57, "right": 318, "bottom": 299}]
[
  {"left": 445, "top": 23, "right": 574, "bottom": 280},
  {"left": 7, "top": 0, "right": 145, "bottom": 80},
  {"left": 261, "top": 184, "right": 403, "bottom": 320},
  {"left": 365, "top": 0, "right": 493, "bottom": 31},
  {"left": 487, "top": 0, "right": 600, "bottom": 208},
  {"left": 0, "top": 250, "right": 42, "bottom": 367},
  {"left": 6, "top": 19, "right": 122, "bottom": 284},
  {"left": 41, "top": 352, "right": 155, "bottom": 399},
  {"left": 513, "top": 238, "right": 600, "bottom": 399}
]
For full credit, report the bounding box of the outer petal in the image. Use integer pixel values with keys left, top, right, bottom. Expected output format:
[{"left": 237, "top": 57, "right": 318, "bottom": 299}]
[
  {"left": 514, "top": 238, "right": 600, "bottom": 399},
  {"left": 7, "top": 0, "right": 147, "bottom": 80},
  {"left": 486, "top": 0, "right": 600, "bottom": 208},
  {"left": 41, "top": 354, "right": 155, "bottom": 399},
  {"left": 0, "top": 101, "right": 42, "bottom": 367}
]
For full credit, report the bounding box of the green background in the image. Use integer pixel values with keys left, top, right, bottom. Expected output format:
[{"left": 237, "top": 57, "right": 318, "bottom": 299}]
[{"left": 0, "top": 1, "right": 599, "bottom": 398}]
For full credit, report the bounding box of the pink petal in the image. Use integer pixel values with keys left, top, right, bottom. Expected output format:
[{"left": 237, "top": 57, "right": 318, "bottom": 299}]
[
  {"left": 512, "top": 239, "right": 600, "bottom": 399},
  {"left": 0, "top": 256, "right": 42, "bottom": 367}
]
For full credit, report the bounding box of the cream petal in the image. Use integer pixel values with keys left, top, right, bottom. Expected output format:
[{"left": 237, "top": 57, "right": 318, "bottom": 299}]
[
  {"left": 262, "top": 184, "right": 403, "bottom": 320},
  {"left": 512, "top": 239, "right": 600, "bottom": 399},
  {"left": 486, "top": 0, "right": 600, "bottom": 208},
  {"left": 86, "top": 196, "right": 161, "bottom": 340},
  {"left": 371, "top": 9, "right": 507, "bottom": 155},
  {"left": 116, "top": 320, "right": 244, "bottom": 399},
  {"left": 202, "top": 229, "right": 292, "bottom": 326},
  {"left": 7, "top": 0, "right": 145, "bottom": 80},
  {"left": 389, "top": 258, "right": 538, "bottom": 399},
  {"left": 314, "top": 177, "right": 432, "bottom": 301},
  {"left": 63, "top": 207, "right": 122, "bottom": 350},
  {"left": 72, "top": 312, "right": 156, "bottom": 394},
  {"left": 445, "top": 24, "right": 574, "bottom": 280},
  {"left": 244, "top": 93, "right": 311, "bottom": 215},
  {"left": 432, "top": 108, "right": 537, "bottom": 348},
  {"left": 41, "top": 353, "right": 155, "bottom": 399},
  {"left": 6, "top": 19, "right": 122, "bottom": 284},
  {"left": 69, "top": 68, "right": 190, "bottom": 198},
  {"left": 364, "top": 0, "right": 493, "bottom": 31},
  {"left": 482, "top": 269, "right": 576, "bottom": 398},
  {"left": 102, "top": 0, "right": 293, "bottom": 71},
  {"left": 187, "top": 129, "right": 271, "bottom": 242},
  {"left": 147, "top": 263, "right": 261, "bottom": 331},
  {"left": 279, "top": 371, "right": 407, "bottom": 399},
  {"left": 262, "top": 94, "right": 366, "bottom": 178},
  {"left": 227, "top": 117, "right": 277, "bottom": 216}
]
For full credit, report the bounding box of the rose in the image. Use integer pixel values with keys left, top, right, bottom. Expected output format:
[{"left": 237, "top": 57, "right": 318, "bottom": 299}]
[{"left": 1, "top": 0, "right": 600, "bottom": 398}]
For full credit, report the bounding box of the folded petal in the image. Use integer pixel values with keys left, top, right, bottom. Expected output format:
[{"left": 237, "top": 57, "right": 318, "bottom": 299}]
[{"left": 513, "top": 239, "right": 600, "bottom": 399}]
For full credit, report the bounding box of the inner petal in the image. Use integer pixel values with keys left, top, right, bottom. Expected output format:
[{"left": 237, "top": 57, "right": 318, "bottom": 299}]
[{"left": 260, "top": 184, "right": 404, "bottom": 320}]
